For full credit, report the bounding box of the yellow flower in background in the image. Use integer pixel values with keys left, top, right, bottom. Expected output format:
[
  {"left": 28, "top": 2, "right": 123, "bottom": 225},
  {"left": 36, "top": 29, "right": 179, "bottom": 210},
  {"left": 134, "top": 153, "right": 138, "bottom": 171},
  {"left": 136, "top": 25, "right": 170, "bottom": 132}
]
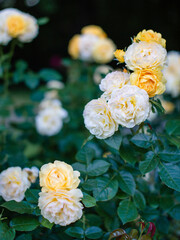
[
  {"left": 38, "top": 189, "right": 83, "bottom": 226},
  {"left": 134, "top": 29, "right": 166, "bottom": 48},
  {"left": 68, "top": 34, "right": 80, "bottom": 59},
  {"left": 92, "top": 38, "right": 116, "bottom": 64},
  {"left": 39, "top": 160, "right": 80, "bottom": 192},
  {"left": 81, "top": 25, "right": 107, "bottom": 38},
  {"left": 7, "top": 14, "right": 27, "bottom": 37},
  {"left": 114, "top": 49, "right": 125, "bottom": 63},
  {"left": 162, "top": 100, "right": 175, "bottom": 114},
  {"left": 130, "top": 68, "right": 166, "bottom": 97}
]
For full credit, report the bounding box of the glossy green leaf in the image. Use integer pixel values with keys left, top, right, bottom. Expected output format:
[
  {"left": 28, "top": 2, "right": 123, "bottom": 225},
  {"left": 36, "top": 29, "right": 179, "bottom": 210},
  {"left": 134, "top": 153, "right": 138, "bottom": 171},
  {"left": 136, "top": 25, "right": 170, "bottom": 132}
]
[
  {"left": 0, "top": 222, "right": 15, "bottom": 240},
  {"left": 117, "top": 199, "right": 138, "bottom": 224},
  {"left": 118, "top": 171, "right": 136, "bottom": 196},
  {"left": 87, "top": 160, "right": 110, "bottom": 176},
  {"left": 85, "top": 226, "right": 103, "bottom": 239},
  {"left": 10, "top": 215, "right": 39, "bottom": 231}
]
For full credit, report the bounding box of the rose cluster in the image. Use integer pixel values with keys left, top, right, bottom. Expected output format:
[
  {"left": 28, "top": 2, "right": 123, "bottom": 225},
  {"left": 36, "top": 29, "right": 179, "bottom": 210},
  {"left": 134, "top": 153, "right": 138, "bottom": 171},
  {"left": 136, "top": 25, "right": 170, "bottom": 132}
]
[
  {"left": 35, "top": 81, "right": 68, "bottom": 136},
  {"left": 83, "top": 30, "right": 167, "bottom": 139},
  {"left": 68, "top": 25, "right": 116, "bottom": 63},
  {"left": 38, "top": 160, "right": 83, "bottom": 226},
  {"left": 0, "top": 166, "right": 39, "bottom": 202},
  {"left": 0, "top": 8, "right": 38, "bottom": 45}
]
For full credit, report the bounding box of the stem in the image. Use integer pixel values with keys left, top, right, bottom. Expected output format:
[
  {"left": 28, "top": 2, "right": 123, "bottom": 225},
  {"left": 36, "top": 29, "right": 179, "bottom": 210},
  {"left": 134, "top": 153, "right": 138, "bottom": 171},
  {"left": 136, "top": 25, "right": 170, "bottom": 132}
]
[
  {"left": 3, "top": 39, "right": 16, "bottom": 95},
  {"left": 83, "top": 215, "right": 86, "bottom": 240}
]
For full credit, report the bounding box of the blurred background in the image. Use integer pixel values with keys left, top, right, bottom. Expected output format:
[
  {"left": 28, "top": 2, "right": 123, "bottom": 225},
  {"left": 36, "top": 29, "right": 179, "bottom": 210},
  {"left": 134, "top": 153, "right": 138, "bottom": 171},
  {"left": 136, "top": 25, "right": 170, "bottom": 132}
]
[{"left": 0, "top": 0, "right": 180, "bottom": 70}]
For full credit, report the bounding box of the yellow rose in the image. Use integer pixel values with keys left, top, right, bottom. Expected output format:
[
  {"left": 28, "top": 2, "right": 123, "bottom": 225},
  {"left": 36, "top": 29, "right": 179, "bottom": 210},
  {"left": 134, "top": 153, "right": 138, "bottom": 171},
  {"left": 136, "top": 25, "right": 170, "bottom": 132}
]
[
  {"left": 38, "top": 189, "right": 83, "bottom": 226},
  {"left": 68, "top": 34, "right": 80, "bottom": 59},
  {"left": 114, "top": 49, "right": 125, "bottom": 63},
  {"left": 130, "top": 68, "right": 166, "bottom": 97},
  {"left": 81, "top": 25, "right": 107, "bottom": 38},
  {"left": 39, "top": 160, "right": 80, "bottom": 192},
  {"left": 134, "top": 29, "right": 166, "bottom": 48},
  {"left": 7, "top": 14, "right": 27, "bottom": 37},
  {"left": 92, "top": 38, "right": 116, "bottom": 64},
  {"left": 162, "top": 100, "right": 175, "bottom": 113}
]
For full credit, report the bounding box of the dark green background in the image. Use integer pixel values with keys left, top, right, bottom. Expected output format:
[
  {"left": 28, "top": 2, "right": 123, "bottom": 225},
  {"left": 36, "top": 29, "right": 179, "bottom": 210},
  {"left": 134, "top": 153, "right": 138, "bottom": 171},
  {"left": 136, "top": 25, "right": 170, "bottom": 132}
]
[{"left": 1, "top": 0, "right": 180, "bottom": 69}]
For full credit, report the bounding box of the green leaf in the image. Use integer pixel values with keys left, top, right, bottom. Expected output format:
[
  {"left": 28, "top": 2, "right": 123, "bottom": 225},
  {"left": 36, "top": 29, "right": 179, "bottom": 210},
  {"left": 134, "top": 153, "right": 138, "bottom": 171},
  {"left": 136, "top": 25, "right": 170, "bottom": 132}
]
[
  {"left": 158, "top": 162, "right": 180, "bottom": 192},
  {"left": 139, "top": 151, "right": 158, "bottom": 174},
  {"left": 85, "top": 226, "right": 103, "bottom": 239},
  {"left": 1, "top": 201, "right": 34, "bottom": 214},
  {"left": 76, "top": 145, "right": 95, "bottom": 164},
  {"left": 159, "top": 148, "right": 180, "bottom": 162},
  {"left": 166, "top": 120, "right": 180, "bottom": 136},
  {"left": 93, "top": 177, "right": 118, "bottom": 201},
  {"left": 37, "top": 17, "right": 49, "bottom": 25},
  {"left": 104, "top": 131, "right": 122, "bottom": 150},
  {"left": 24, "top": 72, "right": 39, "bottom": 89},
  {"left": 120, "top": 142, "right": 137, "bottom": 164},
  {"left": 133, "top": 190, "right": 146, "bottom": 210},
  {"left": 169, "top": 204, "right": 180, "bottom": 220},
  {"left": 39, "top": 68, "right": 62, "bottom": 81},
  {"left": 131, "top": 133, "right": 151, "bottom": 149},
  {"left": 87, "top": 160, "right": 110, "bottom": 176},
  {"left": 82, "top": 192, "right": 96, "bottom": 208},
  {"left": 40, "top": 217, "right": 54, "bottom": 229},
  {"left": 72, "top": 162, "right": 87, "bottom": 174},
  {"left": 150, "top": 98, "right": 165, "bottom": 114},
  {"left": 117, "top": 199, "right": 138, "bottom": 224},
  {"left": 0, "top": 222, "right": 15, "bottom": 240},
  {"left": 118, "top": 171, "right": 136, "bottom": 196},
  {"left": 15, "top": 234, "right": 32, "bottom": 240},
  {"left": 10, "top": 215, "right": 39, "bottom": 231},
  {"left": 25, "top": 189, "right": 40, "bottom": 204},
  {"left": 65, "top": 227, "right": 84, "bottom": 238}
]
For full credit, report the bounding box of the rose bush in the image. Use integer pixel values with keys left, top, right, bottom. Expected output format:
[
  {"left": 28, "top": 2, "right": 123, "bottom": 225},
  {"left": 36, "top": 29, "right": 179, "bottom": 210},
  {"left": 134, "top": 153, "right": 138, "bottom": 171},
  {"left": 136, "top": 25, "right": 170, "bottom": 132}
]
[{"left": 0, "top": 7, "right": 180, "bottom": 240}]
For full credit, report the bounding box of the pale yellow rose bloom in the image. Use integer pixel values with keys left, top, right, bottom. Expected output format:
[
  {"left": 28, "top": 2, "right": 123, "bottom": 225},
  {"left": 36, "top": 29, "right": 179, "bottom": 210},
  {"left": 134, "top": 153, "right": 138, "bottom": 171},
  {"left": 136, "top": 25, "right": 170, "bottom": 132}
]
[
  {"left": 0, "top": 167, "right": 30, "bottom": 202},
  {"left": 6, "top": 14, "right": 27, "bottom": 37},
  {"left": 92, "top": 38, "right": 116, "bottom": 64},
  {"left": 130, "top": 68, "right": 166, "bottom": 97},
  {"left": 81, "top": 25, "right": 107, "bottom": 38},
  {"left": 134, "top": 29, "right": 166, "bottom": 48},
  {"left": 39, "top": 160, "right": 80, "bottom": 192},
  {"left": 68, "top": 34, "right": 80, "bottom": 59},
  {"left": 38, "top": 189, "right": 83, "bottom": 226}
]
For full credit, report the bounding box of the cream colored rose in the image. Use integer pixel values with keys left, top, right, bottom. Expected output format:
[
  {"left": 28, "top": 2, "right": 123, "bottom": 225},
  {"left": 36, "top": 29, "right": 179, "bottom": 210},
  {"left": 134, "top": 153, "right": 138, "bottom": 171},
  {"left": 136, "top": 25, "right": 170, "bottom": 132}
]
[
  {"left": 39, "top": 160, "right": 80, "bottom": 192},
  {"left": 108, "top": 85, "right": 150, "bottom": 128},
  {"left": 18, "top": 12, "right": 38, "bottom": 43},
  {"left": 0, "top": 8, "right": 38, "bottom": 43},
  {"left": 163, "top": 51, "right": 180, "bottom": 97},
  {"left": 79, "top": 34, "right": 99, "bottom": 61},
  {"left": 38, "top": 189, "right": 83, "bottom": 226},
  {"left": 23, "top": 166, "right": 39, "bottom": 183},
  {"left": 83, "top": 98, "right": 118, "bottom": 139},
  {"left": 99, "top": 71, "right": 130, "bottom": 99},
  {"left": 92, "top": 38, "right": 116, "bottom": 64},
  {"left": 124, "top": 41, "right": 167, "bottom": 71},
  {"left": 35, "top": 108, "right": 63, "bottom": 136},
  {"left": 0, "top": 167, "right": 30, "bottom": 202},
  {"left": 81, "top": 25, "right": 107, "bottom": 38},
  {"left": 39, "top": 99, "right": 68, "bottom": 119}
]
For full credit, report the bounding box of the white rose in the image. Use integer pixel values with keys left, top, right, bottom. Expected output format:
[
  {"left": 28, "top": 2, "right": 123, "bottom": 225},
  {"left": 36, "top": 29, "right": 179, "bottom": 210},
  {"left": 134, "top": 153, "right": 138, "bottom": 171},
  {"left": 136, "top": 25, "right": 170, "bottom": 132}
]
[
  {"left": 124, "top": 41, "right": 167, "bottom": 70},
  {"left": 46, "top": 80, "right": 64, "bottom": 90},
  {"left": 0, "top": 167, "right": 30, "bottom": 202},
  {"left": 39, "top": 99, "right": 68, "bottom": 119},
  {"left": 163, "top": 51, "right": 180, "bottom": 97},
  {"left": 79, "top": 34, "right": 99, "bottom": 61},
  {"left": 0, "top": 12, "right": 11, "bottom": 45},
  {"left": 108, "top": 85, "right": 150, "bottom": 128},
  {"left": 23, "top": 166, "right": 39, "bottom": 183},
  {"left": 35, "top": 108, "right": 63, "bottom": 136},
  {"left": 38, "top": 189, "right": 83, "bottom": 226},
  {"left": 83, "top": 98, "right": 118, "bottom": 139},
  {"left": 99, "top": 71, "right": 130, "bottom": 99},
  {"left": 18, "top": 12, "right": 39, "bottom": 43}
]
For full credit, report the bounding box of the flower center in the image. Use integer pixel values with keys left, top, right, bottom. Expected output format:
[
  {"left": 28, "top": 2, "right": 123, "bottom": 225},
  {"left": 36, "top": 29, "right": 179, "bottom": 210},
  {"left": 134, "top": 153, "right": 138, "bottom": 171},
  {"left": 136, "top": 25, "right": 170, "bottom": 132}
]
[{"left": 7, "top": 15, "right": 27, "bottom": 37}]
